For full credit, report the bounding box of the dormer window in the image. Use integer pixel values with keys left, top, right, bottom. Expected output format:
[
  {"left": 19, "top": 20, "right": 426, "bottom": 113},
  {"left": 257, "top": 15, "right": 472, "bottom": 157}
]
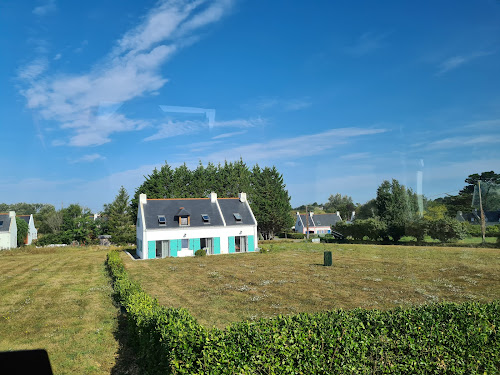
[
  {"left": 175, "top": 207, "right": 191, "bottom": 226},
  {"left": 233, "top": 213, "right": 242, "bottom": 222},
  {"left": 201, "top": 214, "right": 210, "bottom": 223},
  {"left": 158, "top": 216, "right": 166, "bottom": 226}
]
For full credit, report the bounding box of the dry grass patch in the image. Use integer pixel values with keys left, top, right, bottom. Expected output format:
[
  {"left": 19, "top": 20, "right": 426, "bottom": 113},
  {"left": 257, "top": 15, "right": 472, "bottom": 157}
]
[
  {"left": 123, "top": 243, "right": 500, "bottom": 329},
  {"left": 0, "top": 246, "right": 121, "bottom": 375}
]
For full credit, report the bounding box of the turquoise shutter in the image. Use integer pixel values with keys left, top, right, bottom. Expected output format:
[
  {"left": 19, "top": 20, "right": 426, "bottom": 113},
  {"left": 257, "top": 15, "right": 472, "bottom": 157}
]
[
  {"left": 228, "top": 236, "right": 235, "bottom": 253},
  {"left": 247, "top": 235, "right": 254, "bottom": 252},
  {"left": 170, "top": 240, "right": 178, "bottom": 257},
  {"left": 214, "top": 237, "right": 220, "bottom": 254},
  {"left": 189, "top": 239, "right": 194, "bottom": 251},
  {"left": 148, "top": 241, "right": 156, "bottom": 259}
]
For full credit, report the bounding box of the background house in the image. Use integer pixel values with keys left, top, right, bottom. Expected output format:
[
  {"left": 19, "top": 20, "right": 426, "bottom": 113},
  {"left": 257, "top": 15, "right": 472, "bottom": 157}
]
[
  {"left": 17, "top": 214, "right": 38, "bottom": 245},
  {"left": 0, "top": 211, "right": 17, "bottom": 250},
  {"left": 294, "top": 212, "right": 342, "bottom": 234},
  {"left": 456, "top": 210, "right": 500, "bottom": 226},
  {"left": 136, "top": 192, "right": 258, "bottom": 259}
]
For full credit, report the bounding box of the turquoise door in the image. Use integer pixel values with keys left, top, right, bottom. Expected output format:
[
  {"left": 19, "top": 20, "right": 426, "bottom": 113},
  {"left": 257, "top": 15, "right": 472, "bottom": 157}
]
[
  {"left": 148, "top": 241, "right": 155, "bottom": 259},
  {"left": 247, "top": 235, "right": 255, "bottom": 252},
  {"left": 170, "top": 239, "right": 179, "bottom": 257},
  {"left": 228, "top": 236, "right": 235, "bottom": 253},
  {"left": 213, "top": 237, "right": 220, "bottom": 254}
]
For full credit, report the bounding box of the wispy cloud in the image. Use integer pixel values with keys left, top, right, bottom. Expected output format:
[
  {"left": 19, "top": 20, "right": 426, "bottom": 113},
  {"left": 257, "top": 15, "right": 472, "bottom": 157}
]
[
  {"left": 423, "top": 135, "right": 500, "bottom": 150},
  {"left": 212, "top": 130, "right": 247, "bottom": 139},
  {"left": 18, "top": 58, "right": 48, "bottom": 81},
  {"left": 253, "top": 97, "right": 312, "bottom": 112},
  {"left": 340, "top": 152, "right": 371, "bottom": 160},
  {"left": 19, "top": 0, "right": 234, "bottom": 147},
  {"left": 345, "top": 31, "right": 389, "bottom": 57},
  {"left": 33, "top": 0, "right": 57, "bottom": 16},
  {"left": 436, "top": 51, "right": 493, "bottom": 75},
  {"left": 144, "top": 117, "right": 264, "bottom": 141},
  {"left": 204, "top": 127, "right": 388, "bottom": 162},
  {"left": 70, "top": 153, "right": 106, "bottom": 163}
]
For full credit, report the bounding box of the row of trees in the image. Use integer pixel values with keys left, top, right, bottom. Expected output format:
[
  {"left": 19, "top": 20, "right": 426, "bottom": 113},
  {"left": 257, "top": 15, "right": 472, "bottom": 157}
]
[
  {"left": 133, "top": 160, "right": 293, "bottom": 239},
  {"left": 331, "top": 171, "right": 500, "bottom": 243}
]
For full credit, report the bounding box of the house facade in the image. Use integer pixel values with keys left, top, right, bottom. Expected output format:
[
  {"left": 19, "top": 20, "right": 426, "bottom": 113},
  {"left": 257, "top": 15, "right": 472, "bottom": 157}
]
[
  {"left": 17, "top": 214, "right": 38, "bottom": 245},
  {"left": 136, "top": 192, "right": 258, "bottom": 259},
  {"left": 294, "top": 212, "right": 342, "bottom": 234},
  {"left": 0, "top": 211, "right": 17, "bottom": 250},
  {"left": 456, "top": 210, "right": 500, "bottom": 226}
]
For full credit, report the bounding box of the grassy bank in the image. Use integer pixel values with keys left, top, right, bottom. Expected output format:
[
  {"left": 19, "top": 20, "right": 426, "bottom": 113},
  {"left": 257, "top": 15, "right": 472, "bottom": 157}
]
[
  {"left": 0, "top": 246, "right": 120, "bottom": 375},
  {"left": 122, "top": 242, "right": 500, "bottom": 328}
]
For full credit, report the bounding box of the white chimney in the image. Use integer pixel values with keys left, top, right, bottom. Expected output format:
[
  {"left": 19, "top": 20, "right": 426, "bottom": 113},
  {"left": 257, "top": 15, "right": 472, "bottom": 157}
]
[
  {"left": 139, "top": 193, "right": 147, "bottom": 205},
  {"left": 239, "top": 192, "right": 247, "bottom": 202},
  {"left": 9, "top": 211, "right": 15, "bottom": 218},
  {"left": 336, "top": 211, "right": 342, "bottom": 220},
  {"left": 210, "top": 192, "right": 217, "bottom": 203}
]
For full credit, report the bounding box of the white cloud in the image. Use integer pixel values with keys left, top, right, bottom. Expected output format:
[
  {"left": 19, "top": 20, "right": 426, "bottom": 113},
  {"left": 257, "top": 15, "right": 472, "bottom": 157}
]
[
  {"left": 144, "top": 117, "right": 264, "bottom": 141},
  {"left": 436, "top": 51, "right": 493, "bottom": 75},
  {"left": 53, "top": 53, "right": 62, "bottom": 61},
  {"left": 18, "top": 58, "right": 48, "bottom": 81},
  {"left": 33, "top": 0, "right": 56, "bottom": 16},
  {"left": 345, "top": 31, "right": 389, "bottom": 57},
  {"left": 424, "top": 135, "right": 500, "bottom": 150},
  {"left": 340, "top": 152, "right": 371, "bottom": 160},
  {"left": 20, "top": 0, "right": 234, "bottom": 147},
  {"left": 204, "top": 127, "right": 388, "bottom": 163},
  {"left": 212, "top": 130, "right": 247, "bottom": 139},
  {"left": 71, "top": 153, "right": 106, "bottom": 163}
]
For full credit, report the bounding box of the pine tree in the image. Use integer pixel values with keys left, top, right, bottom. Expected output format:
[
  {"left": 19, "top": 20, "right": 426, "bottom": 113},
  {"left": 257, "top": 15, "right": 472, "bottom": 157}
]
[{"left": 106, "top": 186, "right": 135, "bottom": 245}]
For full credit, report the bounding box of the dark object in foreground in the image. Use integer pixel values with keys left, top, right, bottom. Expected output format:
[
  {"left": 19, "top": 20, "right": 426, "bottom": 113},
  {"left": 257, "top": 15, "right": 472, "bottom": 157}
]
[
  {"left": 0, "top": 349, "right": 53, "bottom": 375},
  {"left": 324, "top": 251, "right": 332, "bottom": 266}
]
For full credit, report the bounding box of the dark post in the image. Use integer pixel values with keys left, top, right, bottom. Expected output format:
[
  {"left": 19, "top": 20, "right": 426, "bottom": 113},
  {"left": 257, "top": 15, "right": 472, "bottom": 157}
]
[{"left": 324, "top": 251, "right": 332, "bottom": 266}]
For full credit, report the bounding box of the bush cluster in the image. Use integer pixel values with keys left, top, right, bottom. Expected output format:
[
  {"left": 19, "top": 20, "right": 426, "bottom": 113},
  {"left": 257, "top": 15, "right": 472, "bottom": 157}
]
[
  {"left": 107, "top": 251, "right": 500, "bottom": 374},
  {"left": 288, "top": 232, "right": 305, "bottom": 239}
]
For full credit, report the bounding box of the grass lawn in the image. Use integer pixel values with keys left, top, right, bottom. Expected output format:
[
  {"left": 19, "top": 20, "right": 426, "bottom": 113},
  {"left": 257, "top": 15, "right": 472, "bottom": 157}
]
[
  {"left": 0, "top": 246, "right": 120, "bottom": 375},
  {"left": 122, "top": 242, "right": 500, "bottom": 329}
]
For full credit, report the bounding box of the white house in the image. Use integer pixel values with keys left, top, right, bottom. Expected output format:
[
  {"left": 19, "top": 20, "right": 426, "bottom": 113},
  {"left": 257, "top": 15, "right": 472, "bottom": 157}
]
[
  {"left": 17, "top": 214, "right": 38, "bottom": 245},
  {"left": 0, "top": 211, "right": 18, "bottom": 250},
  {"left": 295, "top": 212, "right": 342, "bottom": 234},
  {"left": 136, "top": 192, "right": 258, "bottom": 259}
]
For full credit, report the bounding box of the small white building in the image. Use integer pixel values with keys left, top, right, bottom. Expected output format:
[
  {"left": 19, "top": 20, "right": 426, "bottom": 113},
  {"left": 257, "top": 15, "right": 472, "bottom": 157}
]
[
  {"left": 295, "top": 211, "right": 342, "bottom": 234},
  {"left": 136, "top": 192, "right": 258, "bottom": 259},
  {"left": 17, "top": 214, "right": 38, "bottom": 245},
  {"left": 0, "top": 211, "right": 18, "bottom": 250}
]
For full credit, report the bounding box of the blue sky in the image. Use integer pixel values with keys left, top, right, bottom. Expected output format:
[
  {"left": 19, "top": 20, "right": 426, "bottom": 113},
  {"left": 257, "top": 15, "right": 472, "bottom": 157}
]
[{"left": 1, "top": 0, "right": 499, "bottom": 212}]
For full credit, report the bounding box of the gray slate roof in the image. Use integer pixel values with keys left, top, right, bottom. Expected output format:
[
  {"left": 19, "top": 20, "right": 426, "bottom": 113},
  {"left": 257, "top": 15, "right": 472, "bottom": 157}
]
[
  {"left": 457, "top": 210, "right": 500, "bottom": 225},
  {"left": 18, "top": 215, "right": 31, "bottom": 225},
  {"left": 0, "top": 214, "right": 11, "bottom": 232},
  {"left": 217, "top": 199, "right": 256, "bottom": 226},
  {"left": 299, "top": 214, "right": 341, "bottom": 227},
  {"left": 143, "top": 199, "right": 224, "bottom": 229}
]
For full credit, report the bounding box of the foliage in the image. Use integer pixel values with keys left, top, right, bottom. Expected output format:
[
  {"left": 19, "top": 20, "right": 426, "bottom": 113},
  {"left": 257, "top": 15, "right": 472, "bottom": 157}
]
[
  {"left": 132, "top": 160, "right": 293, "bottom": 240},
  {"left": 335, "top": 218, "right": 386, "bottom": 240},
  {"left": 423, "top": 202, "right": 448, "bottom": 221},
  {"left": 376, "top": 179, "right": 419, "bottom": 241},
  {"left": 103, "top": 186, "right": 136, "bottom": 245},
  {"left": 427, "top": 217, "right": 467, "bottom": 243},
  {"left": 15, "top": 217, "right": 29, "bottom": 247},
  {"left": 289, "top": 232, "right": 305, "bottom": 239},
  {"left": 107, "top": 251, "right": 500, "bottom": 374},
  {"left": 194, "top": 249, "right": 206, "bottom": 257},
  {"left": 250, "top": 165, "right": 293, "bottom": 240},
  {"left": 404, "top": 218, "right": 429, "bottom": 242},
  {"left": 324, "top": 193, "right": 356, "bottom": 220},
  {"left": 356, "top": 198, "right": 377, "bottom": 220}
]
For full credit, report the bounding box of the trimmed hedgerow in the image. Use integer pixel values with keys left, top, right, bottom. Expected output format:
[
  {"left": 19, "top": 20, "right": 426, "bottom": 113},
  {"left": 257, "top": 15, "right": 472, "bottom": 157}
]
[{"left": 107, "top": 251, "right": 500, "bottom": 374}]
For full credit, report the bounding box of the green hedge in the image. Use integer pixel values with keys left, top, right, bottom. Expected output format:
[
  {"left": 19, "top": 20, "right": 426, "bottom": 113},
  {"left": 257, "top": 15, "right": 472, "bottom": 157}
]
[{"left": 107, "top": 251, "right": 500, "bottom": 374}]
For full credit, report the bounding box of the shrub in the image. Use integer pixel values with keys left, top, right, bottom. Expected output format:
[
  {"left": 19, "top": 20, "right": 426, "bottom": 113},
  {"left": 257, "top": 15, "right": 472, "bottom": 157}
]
[
  {"left": 289, "top": 232, "right": 305, "bottom": 239},
  {"left": 428, "top": 217, "right": 467, "bottom": 242},
  {"left": 404, "top": 218, "right": 429, "bottom": 242},
  {"left": 194, "top": 249, "right": 206, "bottom": 257}
]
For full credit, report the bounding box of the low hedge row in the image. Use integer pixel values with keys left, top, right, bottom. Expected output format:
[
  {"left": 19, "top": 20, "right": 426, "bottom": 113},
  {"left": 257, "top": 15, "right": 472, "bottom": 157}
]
[{"left": 107, "top": 251, "right": 500, "bottom": 374}]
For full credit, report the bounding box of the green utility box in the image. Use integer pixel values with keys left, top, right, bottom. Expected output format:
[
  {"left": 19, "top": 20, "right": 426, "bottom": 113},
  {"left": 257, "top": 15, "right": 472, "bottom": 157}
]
[{"left": 324, "top": 251, "right": 332, "bottom": 266}]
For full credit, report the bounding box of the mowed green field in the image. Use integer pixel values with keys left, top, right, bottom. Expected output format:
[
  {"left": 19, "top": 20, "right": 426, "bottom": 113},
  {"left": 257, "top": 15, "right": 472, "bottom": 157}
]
[
  {"left": 123, "top": 242, "right": 500, "bottom": 329},
  {"left": 0, "top": 246, "right": 119, "bottom": 375}
]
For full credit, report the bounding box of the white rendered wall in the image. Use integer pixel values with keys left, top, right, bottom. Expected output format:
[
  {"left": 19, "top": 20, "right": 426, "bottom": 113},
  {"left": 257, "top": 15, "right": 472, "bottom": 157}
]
[{"left": 0, "top": 233, "right": 11, "bottom": 249}]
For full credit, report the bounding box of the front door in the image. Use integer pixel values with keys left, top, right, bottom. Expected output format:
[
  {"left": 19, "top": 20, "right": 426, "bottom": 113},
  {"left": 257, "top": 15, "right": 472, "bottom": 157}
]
[
  {"left": 156, "top": 240, "right": 170, "bottom": 258},
  {"left": 235, "top": 236, "right": 247, "bottom": 252}
]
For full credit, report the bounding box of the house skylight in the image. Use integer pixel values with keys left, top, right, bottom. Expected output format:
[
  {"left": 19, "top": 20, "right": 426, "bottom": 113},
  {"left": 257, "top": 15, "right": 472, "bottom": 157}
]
[
  {"left": 201, "top": 214, "right": 210, "bottom": 223},
  {"left": 233, "top": 213, "right": 242, "bottom": 221},
  {"left": 158, "top": 216, "right": 166, "bottom": 226}
]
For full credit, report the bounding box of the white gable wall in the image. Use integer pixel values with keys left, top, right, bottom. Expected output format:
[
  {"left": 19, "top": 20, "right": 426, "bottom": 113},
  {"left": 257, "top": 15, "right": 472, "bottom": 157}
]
[{"left": 0, "top": 212, "right": 17, "bottom": 250}]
